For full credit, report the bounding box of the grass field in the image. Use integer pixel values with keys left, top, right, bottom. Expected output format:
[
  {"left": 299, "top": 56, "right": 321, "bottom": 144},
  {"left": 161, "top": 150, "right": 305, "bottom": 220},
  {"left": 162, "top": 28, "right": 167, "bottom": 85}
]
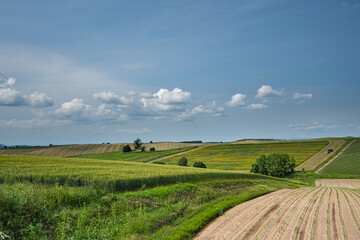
[
  {"left": 0, "top": 154, "right": 284, "bottom": 192},
  {"left": 0, "top": 153, "right": 301, "bottom": 239},
  {"left": 75, "top": 146, "right": 197, "bottom": 163},
  {"left": 321, "top": 139, "right": 360, "bottom": 175},
  {"left": 161, "top": 141, "right": 328, "bottom": 170}
]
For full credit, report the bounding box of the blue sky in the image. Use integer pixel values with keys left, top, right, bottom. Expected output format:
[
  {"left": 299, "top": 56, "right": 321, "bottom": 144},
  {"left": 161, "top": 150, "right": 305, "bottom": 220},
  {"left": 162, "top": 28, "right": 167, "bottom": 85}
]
[{"left": 0, "top": 0, "right": 359, "bottom": 145}]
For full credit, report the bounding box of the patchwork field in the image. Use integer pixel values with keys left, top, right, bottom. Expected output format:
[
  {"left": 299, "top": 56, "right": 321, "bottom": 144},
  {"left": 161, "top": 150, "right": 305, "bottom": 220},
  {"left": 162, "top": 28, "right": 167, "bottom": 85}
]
[
  {"left": 0, "top": 142, "right": 200, "bottom": 157},
  {"left": 75, "top": 146, "right": 197, "bottom": 163},
  {"left": 161, "top": 141, "right": 328, "bottom": 170},
  {"left": 321, "top": 139, "right": 360, "bottom": 175},
  {"left": 195, "top": 184, "right": 360, "bottom": 239}
]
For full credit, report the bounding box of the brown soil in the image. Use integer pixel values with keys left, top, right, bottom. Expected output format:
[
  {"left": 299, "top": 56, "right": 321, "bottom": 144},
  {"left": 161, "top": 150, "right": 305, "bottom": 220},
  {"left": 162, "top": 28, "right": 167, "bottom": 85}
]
[{"left": 194, "top": 183, "right": 360, "bottom": 240}]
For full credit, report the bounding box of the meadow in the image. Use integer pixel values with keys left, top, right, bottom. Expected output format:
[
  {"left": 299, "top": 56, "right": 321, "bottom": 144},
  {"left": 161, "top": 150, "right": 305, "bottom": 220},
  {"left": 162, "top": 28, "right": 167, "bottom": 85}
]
[
  {"left": 321, "top": 139, "right": 360, "bottom": 175},
  {"left": 161, "top": 141, "right": 328, "bottom": 170},
  {"left": 75, "top": 146, "right": 197, "bottom": 163},
  {"left": 0, "top": 154, "right": 300, "bottom": 239}
]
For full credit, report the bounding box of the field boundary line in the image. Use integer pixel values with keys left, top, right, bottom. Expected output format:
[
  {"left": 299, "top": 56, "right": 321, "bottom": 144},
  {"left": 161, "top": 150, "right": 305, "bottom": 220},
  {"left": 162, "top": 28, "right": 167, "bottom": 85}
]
[{"left": 316, "top": 140, "right": 355, "bottom": 173}]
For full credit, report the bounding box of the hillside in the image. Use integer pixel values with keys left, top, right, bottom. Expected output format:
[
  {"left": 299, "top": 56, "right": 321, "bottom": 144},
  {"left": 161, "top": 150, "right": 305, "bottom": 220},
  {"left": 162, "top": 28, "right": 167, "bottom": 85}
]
[
  {"left": 320, "top": 139, "right": 360, "bottom": 175},
  {"left": 161, "top": 141, "right": 328, "bottom": 170},
  {"left": 0, "top": 142, "right": 201, "bottom": 158}
]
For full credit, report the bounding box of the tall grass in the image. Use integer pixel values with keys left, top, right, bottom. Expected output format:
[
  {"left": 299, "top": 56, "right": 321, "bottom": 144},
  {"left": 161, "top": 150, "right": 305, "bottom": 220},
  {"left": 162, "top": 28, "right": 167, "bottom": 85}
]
[{"left": 0, "top": 155, "right": 285, "bottom": 192}]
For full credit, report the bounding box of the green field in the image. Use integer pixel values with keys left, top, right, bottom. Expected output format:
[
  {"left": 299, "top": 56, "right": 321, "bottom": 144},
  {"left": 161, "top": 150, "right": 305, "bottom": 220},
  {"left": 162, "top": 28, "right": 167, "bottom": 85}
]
[
  {"left": 162, "top": 141, "right": 328, "bottom": 170},
  {"left": 321, "top": 139, "right": 360, "bottom": 175},
  {"left": 75, "top": 146, "right": 197, "bottom": 163},
  {"left": 0, "top": 154, "right": 301, "bottom": 239}
]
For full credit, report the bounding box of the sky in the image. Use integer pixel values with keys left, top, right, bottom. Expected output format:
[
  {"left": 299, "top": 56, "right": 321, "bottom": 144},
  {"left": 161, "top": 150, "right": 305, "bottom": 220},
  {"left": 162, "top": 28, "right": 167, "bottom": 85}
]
[{"left": 1, "top": 0, "right": 360, "bottom": 145}]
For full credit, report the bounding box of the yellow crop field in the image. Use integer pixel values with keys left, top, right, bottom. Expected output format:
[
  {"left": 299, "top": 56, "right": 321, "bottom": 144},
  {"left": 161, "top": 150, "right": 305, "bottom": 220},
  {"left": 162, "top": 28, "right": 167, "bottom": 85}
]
[{"left": 161, "top": 141, "right": 328, "bottom": 170}]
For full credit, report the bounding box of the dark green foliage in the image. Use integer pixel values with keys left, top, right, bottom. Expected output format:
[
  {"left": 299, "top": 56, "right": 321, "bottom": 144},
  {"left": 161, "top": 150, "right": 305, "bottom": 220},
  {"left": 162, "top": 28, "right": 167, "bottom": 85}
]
[
  {"left": 178, "top": 157, "right": 188, "bottom": 166},
  {"left": 193, "top": 161, "right": 206, "bottom": 168},
  {"left": 133, "top": 138, "right": 142, "bottom": 150},
  {"left": 251, "top": 153, "right": 295, "bottom": 177},
  {"left": 141, "top": 146, "right": 146, "bottom": 152},
  {"left": 122, "top": 145, "right": 132, "bottom": 153},
  {"left": 150, "top": 147, "right": 155, "bottom": 152}
]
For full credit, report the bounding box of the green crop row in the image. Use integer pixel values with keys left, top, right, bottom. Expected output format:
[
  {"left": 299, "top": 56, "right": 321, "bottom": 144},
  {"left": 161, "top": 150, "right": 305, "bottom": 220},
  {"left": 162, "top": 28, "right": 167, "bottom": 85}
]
[
  {"left": 0, "top": 155, "right": 285, "bottom": 192},
  {"left": 321, "top": 139, "right": 360, "bottom": 175}
]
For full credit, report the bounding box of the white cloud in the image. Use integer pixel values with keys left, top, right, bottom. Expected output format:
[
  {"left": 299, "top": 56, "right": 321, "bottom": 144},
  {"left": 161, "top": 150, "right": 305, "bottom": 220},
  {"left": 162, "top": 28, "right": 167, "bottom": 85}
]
[
  {"left": 141, "top": 88, "right": 191, "bottom": 112},
  {"left": 340, "top": 2, "right": 360, "bottom": 8},
  {"left": 176, "top": 102, "right": 224, "bottom": 121},
  {"left": 0, "top": 74, "right": 54, "bottom": 107},
  {"left": 293, "top": 92, "right": 312, "bottom": 100},
  {"left": 53, "top": 98, "right": 127, "bottom": 122},
  {"left": 93, "top": 91, "right": 131, "bottom": 105},
  {"left": 244, "top": 103, "right": 268, "bottom": 110},
  {"left": 255, "top": 85, "right": 283, "bottom": 99},
  {"left": 0, "top": 118, "right": 69, "bottom": 129},
  {"left": 289, "top": 122, "right": 338, "bottom": 130},
  {"left": 0, "top": 88, "right": 27, "bottom": 106},
  {"left": 226, "top": 93, "right": 246, "bottom": 107},
  {"left": 26, "top": 92, "right": 54, "bottom": 108}
]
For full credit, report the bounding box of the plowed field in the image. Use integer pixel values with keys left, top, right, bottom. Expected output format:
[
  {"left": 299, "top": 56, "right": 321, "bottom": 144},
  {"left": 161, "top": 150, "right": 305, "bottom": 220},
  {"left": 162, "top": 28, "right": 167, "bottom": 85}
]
[{"left": 195, "top": 180, "right": 360, "bottom": 240}]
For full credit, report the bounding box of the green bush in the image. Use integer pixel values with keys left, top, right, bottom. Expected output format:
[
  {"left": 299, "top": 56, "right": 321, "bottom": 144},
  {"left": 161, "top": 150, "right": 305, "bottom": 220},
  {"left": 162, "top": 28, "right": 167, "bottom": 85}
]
[
  {"left": 178, "top": 157, "right": 188, "bottom": 166},
  {"left": 250, "top": 153, "right": 295, "bottom": 177},
  {"left": 122, "top": 145, "right": 132, "bottom": 153},
  {"left": 193, "top": 161, "right": 206, "bottom": 168},
  {"left": 150, "top": 147, "right": 155, "bottom": 152}
]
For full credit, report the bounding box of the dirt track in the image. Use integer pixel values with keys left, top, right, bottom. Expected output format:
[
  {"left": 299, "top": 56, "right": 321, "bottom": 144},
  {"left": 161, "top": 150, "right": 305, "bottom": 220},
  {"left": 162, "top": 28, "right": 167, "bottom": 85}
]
[{"left": 194, "top": 181, "right": 360, "bottom": 240}]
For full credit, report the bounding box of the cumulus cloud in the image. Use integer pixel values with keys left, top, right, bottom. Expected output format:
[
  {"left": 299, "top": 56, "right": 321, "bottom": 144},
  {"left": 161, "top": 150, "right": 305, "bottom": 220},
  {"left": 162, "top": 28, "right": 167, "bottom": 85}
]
[
  {"left": 255, "top": 85, "right": 283, "bottom": 99},
  {"left": 226, "top": 93, "right": 246, "bottom": 107},
  {"left": 0, "top": 88, "right": 27, "bottom": 106},
  {"left": 289, "top": 122, "right": 338, "bottom": 130},
  {"left": 176, "top": 102, "right": 224, "bottom": 121},
  {"left": 54, "top": 98, "right": 127, "bottom": 122},
  {"left": 293, "top": 92, "right": 312, "bottom": 100},
  {"left": 0, "top": 118, "right": 69, "bottom": 129},
  {"left": 244, "top": 103, "right": 268, "bottom": 110},
  {"left": 0, "top": 74, "right": 54, "bottom": 107},
  {"left": 26, "top": 92, "right": 54, "bottom": 108},
  {"left": 93, "top": 91, "right": 131, "bottom": 105}
]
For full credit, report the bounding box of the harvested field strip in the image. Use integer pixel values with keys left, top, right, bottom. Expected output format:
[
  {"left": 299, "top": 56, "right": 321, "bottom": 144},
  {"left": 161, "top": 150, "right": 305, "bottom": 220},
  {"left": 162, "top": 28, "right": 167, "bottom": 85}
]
[
  {"left": 295, "top": 140, "right": 345, "bottom": 171},
  {"left": 0, "top": 142, "right": 201, "bottom": 157},
  {"left": 315, "top": 179, "right": 360, "bottom": 189},
  {"left": 194, "top": 186, "right": 360, "bottom": 240}
]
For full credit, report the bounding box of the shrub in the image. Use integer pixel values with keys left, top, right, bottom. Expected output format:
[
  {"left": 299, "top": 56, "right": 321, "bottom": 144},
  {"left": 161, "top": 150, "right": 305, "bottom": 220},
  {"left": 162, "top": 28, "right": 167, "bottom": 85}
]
[
  {"left": 251, "top": 153, "right": 295, "bottom": 178},
  {"left": 178, "top": 157, "right": 188, "bottom": 166},
  {"left": 141, "top": 146, "right": 146, "bottom": 152},
  {"left": 150, "top": 147, "right": 155, "bottom": 152},
  {"left": 193, "top": 161, "right": 206, "bottom": 168},
  {"left": 122, "top": 145, "right": 132, "bottom": 153}
]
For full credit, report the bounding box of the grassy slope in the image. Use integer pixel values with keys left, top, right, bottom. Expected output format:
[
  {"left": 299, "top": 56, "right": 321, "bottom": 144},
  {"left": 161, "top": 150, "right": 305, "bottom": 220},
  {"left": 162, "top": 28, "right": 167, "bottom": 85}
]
[
  {"left": 295, "top": 140, "right": 345, "bottom": 171},
  {"left": 75, "top": 146, "right": 197, "bottom": 163},
  {"left": 162, "top": 141, "right": 328, "bottom": 170},
  {"left": 321, "top": 139, "right": 360, "bottom": 175},
  {"left": 0, "top": 153, "right": 302, "bottom": 239},
  {"left": 0, "top": 179, "right": 300, "bottom": 239}
]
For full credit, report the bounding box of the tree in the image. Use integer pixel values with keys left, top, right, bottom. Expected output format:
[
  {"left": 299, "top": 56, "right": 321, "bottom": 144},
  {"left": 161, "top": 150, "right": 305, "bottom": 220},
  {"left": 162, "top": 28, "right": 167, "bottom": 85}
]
[
  {"left": 251, "top": 153, "right": 295, "bottom": 178},
  {"left": 141, "top": 146, "right": 146, "bottom": 152},
  {"left": 150, "top": 147, "right": 156, "bottom": 152},
  {"left": 133, "top": 138, "right": 142, "bottom": 150},
  {"left": 193, "top": 161, "right": 206, "bottom": 168},
  {"left": 122, "top": 145, "right": 132, "bottom": 153},
  {"left": 178, "top": 157, "right": 188, "bottom": 166}
]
